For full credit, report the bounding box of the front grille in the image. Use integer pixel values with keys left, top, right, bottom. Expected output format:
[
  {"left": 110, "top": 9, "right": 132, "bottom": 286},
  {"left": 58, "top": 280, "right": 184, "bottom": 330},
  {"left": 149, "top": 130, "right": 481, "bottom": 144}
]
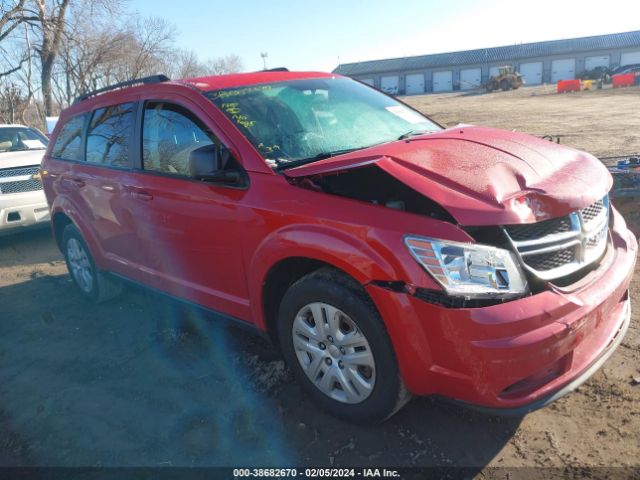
[
  {"left": 504, "top": 195, "right": 610, "bottom": 281},
  {"left": 0, "top": 166, "right": 39, "bottom": 178},
  {"left": 525, "top": 247, "right": 575, "bottom": 271},
  {"left": 581, "top": 198, "right": 605, "bottom": 224},
  {"left": 0, "top": 179, "right": 42, "bottom": 193},
  {"left": 505, "top": 216, "right": 572, "bottom": 241},
  {"left": 0, "top": 165, "right": 42, "bottom": 194}
]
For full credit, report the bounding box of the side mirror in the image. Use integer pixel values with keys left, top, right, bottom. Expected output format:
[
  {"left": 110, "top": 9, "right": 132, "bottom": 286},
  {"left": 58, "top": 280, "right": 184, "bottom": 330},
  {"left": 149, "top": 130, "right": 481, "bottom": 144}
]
[{"left": 189, "top": 144, "right": 240, "bottom": 183}]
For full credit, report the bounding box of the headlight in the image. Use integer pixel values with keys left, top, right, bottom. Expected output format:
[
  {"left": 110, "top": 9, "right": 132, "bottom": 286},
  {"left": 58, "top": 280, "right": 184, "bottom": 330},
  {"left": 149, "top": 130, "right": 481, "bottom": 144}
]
[{"left": 405, "top": 236, "right": 528, "bottom": 298}]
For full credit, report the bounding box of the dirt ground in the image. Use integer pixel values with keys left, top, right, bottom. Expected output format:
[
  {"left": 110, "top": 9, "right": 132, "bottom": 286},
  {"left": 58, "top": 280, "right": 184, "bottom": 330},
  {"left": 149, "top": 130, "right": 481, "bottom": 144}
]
[{"left": 1, "top": 85, "right": 639, "bottom": 478}]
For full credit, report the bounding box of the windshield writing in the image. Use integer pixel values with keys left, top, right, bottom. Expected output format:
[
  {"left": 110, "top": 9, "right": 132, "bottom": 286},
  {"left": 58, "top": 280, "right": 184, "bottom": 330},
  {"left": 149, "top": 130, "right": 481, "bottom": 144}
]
[{"left": 206, "top": 77, "right": 440, "bottom": 168}]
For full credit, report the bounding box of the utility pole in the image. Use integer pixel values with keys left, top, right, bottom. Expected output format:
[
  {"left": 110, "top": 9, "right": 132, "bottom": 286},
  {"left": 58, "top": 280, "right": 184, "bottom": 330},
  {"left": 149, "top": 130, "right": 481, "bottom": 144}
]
[{"left": 260, "top": 52, "right": 268, "bottom": 70}]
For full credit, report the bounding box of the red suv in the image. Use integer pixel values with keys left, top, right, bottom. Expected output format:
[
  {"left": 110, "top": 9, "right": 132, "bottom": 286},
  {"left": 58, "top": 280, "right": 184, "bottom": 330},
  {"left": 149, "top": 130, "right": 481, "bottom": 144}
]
[{"left": 42, "top": 71, "right": 637, "bottom": 422}]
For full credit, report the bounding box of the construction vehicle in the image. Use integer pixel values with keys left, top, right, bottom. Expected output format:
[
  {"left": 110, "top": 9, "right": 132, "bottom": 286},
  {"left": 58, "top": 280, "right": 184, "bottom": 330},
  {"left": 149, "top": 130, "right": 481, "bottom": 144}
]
[{"left": 484, "top": 66, "right": 524, "bottom": 92}]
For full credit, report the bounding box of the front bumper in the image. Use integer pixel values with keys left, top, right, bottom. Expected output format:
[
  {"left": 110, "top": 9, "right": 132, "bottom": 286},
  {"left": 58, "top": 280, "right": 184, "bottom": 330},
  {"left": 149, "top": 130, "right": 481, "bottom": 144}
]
[
  {"left": 0, "top": 190, "right": 50, "bottom": 234},
  {"left": 454, "top": 297, "right": 630, "bottom": 415},
  {"left": 366, "top": 207, "right": 637, "bottom": 411}
]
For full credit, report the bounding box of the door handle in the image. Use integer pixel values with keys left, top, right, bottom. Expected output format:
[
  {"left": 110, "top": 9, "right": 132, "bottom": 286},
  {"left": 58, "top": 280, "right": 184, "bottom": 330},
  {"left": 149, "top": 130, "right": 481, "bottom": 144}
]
[
  {"left": 131, "top": 191, "right": 153, "bottom": 201},
  {"left": 62, "top": 177, "right": 85, "bottom": 188}
]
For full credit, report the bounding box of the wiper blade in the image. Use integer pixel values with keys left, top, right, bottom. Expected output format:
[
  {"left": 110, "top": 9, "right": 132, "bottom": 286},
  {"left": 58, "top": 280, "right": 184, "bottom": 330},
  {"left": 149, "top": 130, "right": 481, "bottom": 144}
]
[
  {"left": 276, "top": 148, "right": 361, "bottom": 171},
  {"left": 397, "top": 129, "right": 433, "bottom": 140}
]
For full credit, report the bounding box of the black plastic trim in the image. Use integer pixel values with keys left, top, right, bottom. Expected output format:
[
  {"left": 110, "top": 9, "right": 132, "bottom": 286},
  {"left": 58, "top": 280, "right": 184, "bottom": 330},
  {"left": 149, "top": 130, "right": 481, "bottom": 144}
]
[
  {"left": 73, "top": 74, "right": 170, "bottom": 104},
  {"left": 413, "top": 288, "right": 520, "bottom": 309}
]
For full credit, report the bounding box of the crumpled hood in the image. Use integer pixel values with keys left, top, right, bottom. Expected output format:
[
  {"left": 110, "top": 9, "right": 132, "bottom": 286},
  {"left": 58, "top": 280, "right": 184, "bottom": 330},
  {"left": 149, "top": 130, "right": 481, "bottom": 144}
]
[
  {"left": 284, "top": 126, "right": 611, "bottom": 226},
  {"left": 0, "top": 149, "right": 46, "bottom": 170}
]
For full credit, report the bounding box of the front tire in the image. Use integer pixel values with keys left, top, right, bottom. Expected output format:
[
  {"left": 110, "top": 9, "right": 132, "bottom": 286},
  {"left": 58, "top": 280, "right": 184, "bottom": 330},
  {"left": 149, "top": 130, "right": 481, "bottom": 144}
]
[
  {"left": 62, "top": 224, "right": 122, "bottom": 303},
  {"left": 277, "top": 268, "right": 409, "bottom": 423}
]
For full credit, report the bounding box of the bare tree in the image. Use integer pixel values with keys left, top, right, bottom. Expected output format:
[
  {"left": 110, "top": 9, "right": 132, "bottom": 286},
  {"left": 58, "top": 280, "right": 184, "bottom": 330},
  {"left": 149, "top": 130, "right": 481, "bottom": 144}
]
[
  {"left": 31, "top": 0, "right": 124, "bottom": 114},
  {"left": 110, "top": 15, "right": 176, "bottom": 82},
  {"left": 52, "top": 14, "right": 129, "bottom": 106},
  {"left": 163, "top": 51, "right": 245, "bottom": 79},
  {"left": 31, "top": 0, "right": 71, "bottom": 115},
  {"left": 0, "top": 80, "right": 27, "bottom": 123},
  {"left": 170, "top": 49, "right": 208, "bottom": 79},
  {"left": 208, "top": 53, "right": 244, "bottom": 75},
  {"left": 0, "top": 0, "right": 27, "bottom": 36},
  {"left": 0, "top": 0, "right": 246, "bottom": 123},
  {"left": 0, "top": 0, "right": 36, "bottom": 78}
]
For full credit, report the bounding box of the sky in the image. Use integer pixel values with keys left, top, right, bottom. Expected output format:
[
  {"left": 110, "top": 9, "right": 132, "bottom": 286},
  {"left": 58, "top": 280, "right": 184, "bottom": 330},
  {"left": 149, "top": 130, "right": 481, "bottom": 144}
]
[{"left": 131, "top": 0, "right": 640, "bottom": 73}]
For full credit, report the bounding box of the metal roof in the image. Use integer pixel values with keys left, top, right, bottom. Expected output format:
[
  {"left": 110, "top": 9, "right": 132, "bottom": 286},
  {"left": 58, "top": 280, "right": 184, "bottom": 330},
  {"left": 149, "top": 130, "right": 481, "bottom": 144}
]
[{"left": 333, "top": 30, "right": 640, "bottom": 76}]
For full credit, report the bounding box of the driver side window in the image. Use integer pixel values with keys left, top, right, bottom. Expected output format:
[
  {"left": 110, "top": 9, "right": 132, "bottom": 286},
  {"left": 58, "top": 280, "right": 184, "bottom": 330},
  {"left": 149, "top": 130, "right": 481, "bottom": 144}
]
[{"left": 142, "top": 102, "right": 216, "bottom": 176}]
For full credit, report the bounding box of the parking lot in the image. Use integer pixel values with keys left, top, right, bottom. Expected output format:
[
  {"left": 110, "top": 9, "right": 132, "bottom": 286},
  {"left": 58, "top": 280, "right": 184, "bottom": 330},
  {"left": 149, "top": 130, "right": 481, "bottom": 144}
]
[{"left": 1, "top": 85, "right": 639, "bottom": 475}]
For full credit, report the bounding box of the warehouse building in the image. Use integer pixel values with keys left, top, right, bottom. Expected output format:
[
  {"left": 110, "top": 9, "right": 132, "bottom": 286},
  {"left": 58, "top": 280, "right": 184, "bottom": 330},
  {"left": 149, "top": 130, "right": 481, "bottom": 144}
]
[{"left": 333, "top": 30, "right": 640, "bottom": 95}]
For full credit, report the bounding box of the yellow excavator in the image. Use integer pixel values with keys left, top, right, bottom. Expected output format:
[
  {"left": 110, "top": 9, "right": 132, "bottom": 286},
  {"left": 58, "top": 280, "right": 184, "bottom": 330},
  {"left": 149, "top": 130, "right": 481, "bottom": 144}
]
[{"left": 484, "top": 66, "right": 524, "bottom": 92}]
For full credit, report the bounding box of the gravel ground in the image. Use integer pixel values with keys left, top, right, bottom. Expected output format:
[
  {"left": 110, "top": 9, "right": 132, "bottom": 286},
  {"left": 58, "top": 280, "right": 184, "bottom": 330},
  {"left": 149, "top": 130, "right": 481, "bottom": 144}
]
[{"left": 0, "top": 85, "right": 639, "bottom": 478}]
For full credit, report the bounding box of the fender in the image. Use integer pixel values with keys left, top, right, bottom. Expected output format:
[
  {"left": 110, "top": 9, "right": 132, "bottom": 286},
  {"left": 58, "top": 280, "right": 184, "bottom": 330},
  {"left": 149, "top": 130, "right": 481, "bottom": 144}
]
[
  {"left": 248, "top": 223, "right": 420, "bottom": 330},
  {"left": 50, "top": 196, "right": 107, "bottom": 270}
]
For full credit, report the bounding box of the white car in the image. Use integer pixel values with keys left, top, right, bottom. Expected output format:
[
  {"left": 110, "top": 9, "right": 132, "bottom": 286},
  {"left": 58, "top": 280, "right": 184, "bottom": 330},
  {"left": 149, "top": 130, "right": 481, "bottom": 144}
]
[{"left": 0, "top": 124, "right": 50, "bottom": 235}]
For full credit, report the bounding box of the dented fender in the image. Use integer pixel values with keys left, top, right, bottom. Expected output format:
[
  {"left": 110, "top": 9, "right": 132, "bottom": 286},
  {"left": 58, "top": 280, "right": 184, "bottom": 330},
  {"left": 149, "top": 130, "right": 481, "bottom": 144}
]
[{"left": 247, "top": 222, "right": 448, "bottom": 329}]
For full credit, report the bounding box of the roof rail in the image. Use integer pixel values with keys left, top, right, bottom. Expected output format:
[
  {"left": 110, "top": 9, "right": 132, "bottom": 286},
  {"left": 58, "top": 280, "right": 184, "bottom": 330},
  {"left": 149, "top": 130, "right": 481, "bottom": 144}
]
[
  {"left": 73, "top": 74, "right": 170, "bottom": 104},
  {"left": 263, "top": 67, "right": 289, "bottom": 72}
]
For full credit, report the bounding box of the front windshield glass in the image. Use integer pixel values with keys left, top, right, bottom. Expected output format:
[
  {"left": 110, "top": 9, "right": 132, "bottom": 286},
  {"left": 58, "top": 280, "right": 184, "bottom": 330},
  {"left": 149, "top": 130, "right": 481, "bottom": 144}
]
[
  {"left": 0, "top": 127, "right": 48, "bottom": 153},
  {"left": 206, "top": 77, "right": 441, "bottom": 168}
]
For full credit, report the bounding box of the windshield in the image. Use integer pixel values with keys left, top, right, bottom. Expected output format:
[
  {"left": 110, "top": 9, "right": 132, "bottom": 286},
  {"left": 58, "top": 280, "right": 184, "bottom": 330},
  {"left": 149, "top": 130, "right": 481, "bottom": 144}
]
[
  {"left": 206, "top": 77, "right": 441, "bottom": 168},
  {"left": 0, "top": 127, "right": 48, "bottom": 153}
]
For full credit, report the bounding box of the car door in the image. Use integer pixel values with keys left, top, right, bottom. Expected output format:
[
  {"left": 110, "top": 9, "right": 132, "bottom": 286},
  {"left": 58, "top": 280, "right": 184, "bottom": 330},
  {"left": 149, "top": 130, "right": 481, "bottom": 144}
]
[
  {"left": 122, "top": 98, "right": 251, "bottom": 320},
  {"left": 69, "top": 102, "right": 145, "bottom": 276}
]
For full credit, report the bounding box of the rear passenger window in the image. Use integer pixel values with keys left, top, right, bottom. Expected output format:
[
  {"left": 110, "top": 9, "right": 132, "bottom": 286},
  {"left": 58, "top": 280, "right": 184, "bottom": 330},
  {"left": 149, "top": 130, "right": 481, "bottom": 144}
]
[
  {"left": 142, "top": 102, "right": 215, "bottom": 176},
  {"left": 86, "top": 103, "right": 135, "bottom": 167},
  {"left": 51, "top": 115, "right": 85, "bottom": 161}
]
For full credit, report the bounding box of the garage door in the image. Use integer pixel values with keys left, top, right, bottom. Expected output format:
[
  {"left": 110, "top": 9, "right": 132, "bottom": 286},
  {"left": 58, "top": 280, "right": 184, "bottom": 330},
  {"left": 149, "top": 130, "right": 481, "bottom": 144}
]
[
  {"left": 405, "top": 74, "right": 425, "bottom": 95},
  {"left": 519, "top": 62, "right": 543, "bottom": 85},
  {"left": 585, "top": 55, "right": 609, "bottom": 71},
  {"left": 380, "top": 76, "right": 399, "bottom": 95},
  {"left": 621, "top": 51, "right": 640, "bottom": 66},
  {"left": 360, "top": 78, "right": 374, "bottom": 86},
  {"left": 551, "top": 58, "right": 576, "bottom": 83},
  {"left": 460, "top": 68, "right": 481, "bottom": 90},
  {"left": 433, "top": 71, "right": 452, "bottom": 92}
]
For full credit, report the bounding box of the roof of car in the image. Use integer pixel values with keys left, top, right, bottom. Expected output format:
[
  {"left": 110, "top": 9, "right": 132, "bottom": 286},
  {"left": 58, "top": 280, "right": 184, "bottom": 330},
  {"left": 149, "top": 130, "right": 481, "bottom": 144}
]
[
  {"left": 180, "top": 70, "right": 337, "bottom": 91},
  {"left": 61, "top": 71, "right": 340, "bottom": 118}
]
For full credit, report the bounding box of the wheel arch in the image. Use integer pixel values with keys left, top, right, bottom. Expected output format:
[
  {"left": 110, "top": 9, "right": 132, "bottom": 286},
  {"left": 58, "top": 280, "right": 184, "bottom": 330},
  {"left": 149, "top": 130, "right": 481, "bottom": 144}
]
[
  {"left": 261, "top": 257, "right": 366, "bottom": 346},
  {"left": 251, "top": 224, "right": 401, "bottom": 341},
  {"left": 52, "top": 211, "right": 72, "bottom": 250},
  {"left": 50, "top": 200, "right": 105, "bottom": 269}
]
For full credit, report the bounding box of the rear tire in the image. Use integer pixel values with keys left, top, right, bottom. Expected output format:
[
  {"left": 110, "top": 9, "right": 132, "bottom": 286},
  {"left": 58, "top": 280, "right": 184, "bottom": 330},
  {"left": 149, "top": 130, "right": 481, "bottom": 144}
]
[
  {"left": 277, "top": 268, "right": 410, "bottom": 423},
  {"left": 62, "top": 224, "right": 122, "bottom": 303}
]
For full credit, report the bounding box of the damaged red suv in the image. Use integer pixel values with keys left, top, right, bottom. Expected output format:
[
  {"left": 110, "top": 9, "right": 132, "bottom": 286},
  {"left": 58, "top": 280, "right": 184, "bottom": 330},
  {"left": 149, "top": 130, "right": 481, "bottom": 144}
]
[{"left": 41, "top": 71, "right": 636, "bottom": 422}]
